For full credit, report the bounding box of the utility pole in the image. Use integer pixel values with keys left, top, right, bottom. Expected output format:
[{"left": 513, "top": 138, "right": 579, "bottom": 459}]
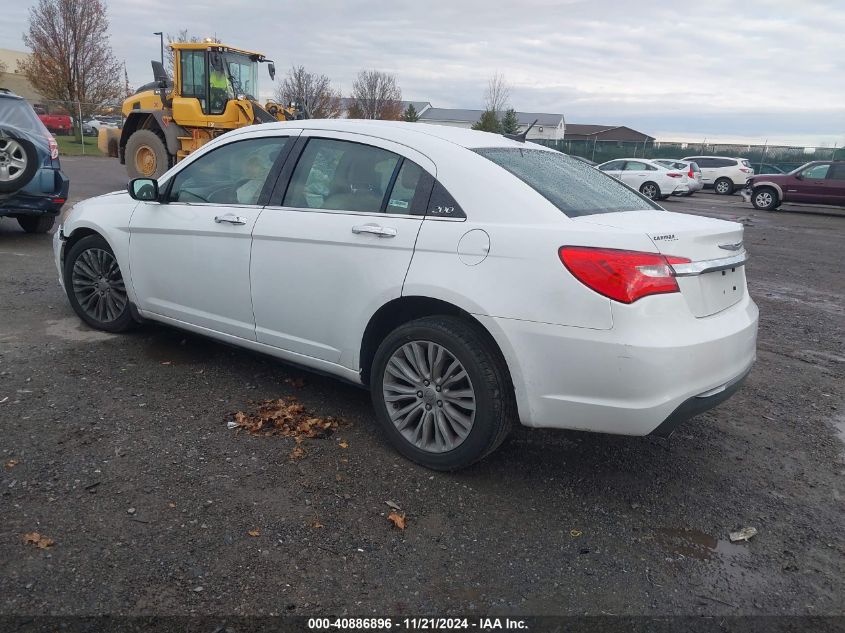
[{"left": 153, "top": 32, "right": 164, "bottom": 66}]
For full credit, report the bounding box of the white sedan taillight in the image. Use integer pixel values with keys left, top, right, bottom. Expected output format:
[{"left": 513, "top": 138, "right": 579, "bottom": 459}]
[{"left": 559, "top": 246, "right": 691, "bottom": 304}]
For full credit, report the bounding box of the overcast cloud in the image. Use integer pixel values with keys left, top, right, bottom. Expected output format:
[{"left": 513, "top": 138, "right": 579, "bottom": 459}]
[{"left": 2, "top": 0, "right": 843, "bottom": 145}]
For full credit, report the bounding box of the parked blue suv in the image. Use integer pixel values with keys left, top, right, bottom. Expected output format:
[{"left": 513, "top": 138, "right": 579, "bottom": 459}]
[{"left": 0, "top": 89, "right": 69, "bottom": 233}]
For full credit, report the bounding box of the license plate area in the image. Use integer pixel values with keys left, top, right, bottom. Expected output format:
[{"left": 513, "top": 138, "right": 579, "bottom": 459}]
[{"left": 677, "top": 266, "right": 745, "bottom": 317}]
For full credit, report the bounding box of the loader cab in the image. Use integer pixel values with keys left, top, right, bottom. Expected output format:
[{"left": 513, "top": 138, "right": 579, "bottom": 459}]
[{"left": 171, "top": 43, "right": 269, "bottom": 127}]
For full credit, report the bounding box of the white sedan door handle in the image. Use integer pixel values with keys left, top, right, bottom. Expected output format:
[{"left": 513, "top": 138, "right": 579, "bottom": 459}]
[
  {"left": 214, "top": 214, "right": 248, "bottom": 225},
  {"left": 352, "top": 223, "right": 397, "bottom": 238}
]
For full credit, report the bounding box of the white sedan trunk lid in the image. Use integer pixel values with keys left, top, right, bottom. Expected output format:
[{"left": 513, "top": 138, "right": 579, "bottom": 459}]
[{"left": 575, "top": 210, "right": 747, "bottom": 317}]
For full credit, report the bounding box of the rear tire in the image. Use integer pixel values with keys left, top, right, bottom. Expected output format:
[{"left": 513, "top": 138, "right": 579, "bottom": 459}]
[
  {"left": 639, "top": 182, "right": 660, "bottom": 199},
  {"left": 17, "top": 215, "right": 55, "bottom": 234},
  {"left": 125, "top": 129, "right": 170, "bottom": 179},
  {"left": 0, "top": 134, "right": 39, "bottom": 193},
  {"left": 371, "top": 316, "right": 515, "bottom": 471},
  {"left": 714, "top": 178, "right": 734, "bottom": 195},
  {"left": 751, "top": 186, "right": 779, "bottom": 211},
  {"left": 63, "top": 234, "right": 137, "bottom": 333}
]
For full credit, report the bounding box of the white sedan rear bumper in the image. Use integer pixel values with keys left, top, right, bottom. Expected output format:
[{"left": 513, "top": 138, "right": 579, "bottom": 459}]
[{"left": 478, "top": 292, "right": 758, "bottom": 436}]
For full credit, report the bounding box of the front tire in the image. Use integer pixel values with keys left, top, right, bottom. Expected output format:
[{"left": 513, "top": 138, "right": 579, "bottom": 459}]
[
  {"left": 17, "top": 215, "right": 55, "bottom": 234},
  {"left": 639, "top": 182, "right": 660, "bottom": 199},
  {"left": 751, "top": 186, "right": 779, "bottom": 211},
  {"left": 714, "top": 178, "right": 734, "bottom": 195},
  {"left": 63, "top": 234, "right": 136, "bottom": 332},
  {"left": 371, "top": 316, "right": 515, "bottom": 471},
  {"left": 125, "top": 129, "right": 170, "bottom": 179}
]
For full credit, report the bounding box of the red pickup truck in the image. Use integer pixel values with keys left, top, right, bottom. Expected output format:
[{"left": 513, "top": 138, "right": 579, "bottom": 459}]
[{"left": 33, "top": 105, "right": 72, "bottom": 135}]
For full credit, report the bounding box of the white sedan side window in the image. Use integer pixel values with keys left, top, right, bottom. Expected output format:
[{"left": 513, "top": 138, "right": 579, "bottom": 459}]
[
  {"left": 283, "top": 138, "right": 400, "bottom": 213},
  {"left": 167, "top": 137, "right": 288, "bottom": 205}
]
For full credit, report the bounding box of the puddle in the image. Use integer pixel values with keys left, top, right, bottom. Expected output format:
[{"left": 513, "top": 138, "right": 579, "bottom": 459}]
[
  {"left": 143, "top": 331, "right": 216, "bottom": 365},
  {"left": 656, "top": 528, "right": 751, "bottom": 562},
  {"left": 44, "top": 318, "right": 115, "bottom": 342}
]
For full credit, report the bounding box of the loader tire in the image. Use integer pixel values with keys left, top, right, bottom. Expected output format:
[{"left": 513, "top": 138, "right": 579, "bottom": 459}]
[{"left": 126, "top": 129, "right": 170, "bottom": 179}]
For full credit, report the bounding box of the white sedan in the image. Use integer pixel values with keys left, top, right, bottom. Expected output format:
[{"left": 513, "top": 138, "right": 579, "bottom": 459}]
[
  {"left": 54, "top": 120, "right": 758, "bottom": 470},
  {"left": 654, "top": 159, "right": 704, "bottom": 196},
  {"left": 597, "top": 158, "right": 691, "bottom": 199}
]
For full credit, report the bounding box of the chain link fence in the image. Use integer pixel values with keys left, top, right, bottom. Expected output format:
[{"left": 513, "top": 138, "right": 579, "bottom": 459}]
[
  {"left": 533, "top": 138, "right": 844, "bottom": 172},
  {"left": 32, "top": 99, "right": 124, "bottom": 155}
]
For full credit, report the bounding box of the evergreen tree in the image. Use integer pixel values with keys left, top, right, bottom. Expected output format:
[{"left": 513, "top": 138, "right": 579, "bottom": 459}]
[
  {"left": 402, "top": 103, "right": 420, "bottom": 122},
  {"left": 501, "top": 108, "right": 520, "bottom": 134},
  {"left": 471, "top": 109, "right": 502, "bottom": 133}
]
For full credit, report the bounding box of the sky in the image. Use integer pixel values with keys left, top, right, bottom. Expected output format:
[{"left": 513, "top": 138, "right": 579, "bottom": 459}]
[{"left": 2, "top": 0, "right": 844, "bottom": 146}]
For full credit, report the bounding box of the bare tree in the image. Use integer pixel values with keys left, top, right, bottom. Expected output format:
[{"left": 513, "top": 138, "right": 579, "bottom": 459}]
[
  {"left": 19, "top": 0, "right": 121, "bottom": 129},
  {"left": 348, "top": 69, "right": 402, "bottom": 120},
  {"left": 275, "top": 66, "right": 341, "bottom": 119},
  {"left": 484, "top": 72, "right": 511, "bottom": 117}
]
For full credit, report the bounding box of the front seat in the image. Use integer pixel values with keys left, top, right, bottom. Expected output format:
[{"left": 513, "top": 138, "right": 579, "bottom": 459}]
[{"left": 323, "top": 159, "right": 384, "bottom": 212}]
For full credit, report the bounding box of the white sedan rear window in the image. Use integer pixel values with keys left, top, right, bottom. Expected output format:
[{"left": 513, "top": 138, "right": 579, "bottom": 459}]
[{"left": 474, "top": 148, "right": 660, "bottom": 217}]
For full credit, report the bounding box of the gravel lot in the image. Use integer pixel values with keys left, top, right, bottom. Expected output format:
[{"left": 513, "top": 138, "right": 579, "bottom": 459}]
[{"left": 1, "top": 156, "right": 843, "bottom": 618}]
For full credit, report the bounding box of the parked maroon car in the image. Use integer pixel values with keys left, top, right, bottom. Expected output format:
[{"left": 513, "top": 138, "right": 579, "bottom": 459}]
[{"left": 743, "top": 160, "right": 845, "bottom": 210}]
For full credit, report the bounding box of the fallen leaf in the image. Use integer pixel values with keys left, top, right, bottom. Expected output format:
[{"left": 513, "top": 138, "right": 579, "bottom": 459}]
[
  {"left": 570, "top": 529, "right": 583, "bottom": 537},
  {"left": 229, "top": 398, "right": 340, "bottom": 441},
  {"left": 22, "top": 532, "right": 54, "bottom": 548},
  {"left": 285, "top": 377, "right": 306, "bottom": 389},
  {"left": 335, "top": 474, "right": 343, "bottom": 482},
  {"left": 167, "top": 502, "right": 176, "bottom": 508},
  {"left": 387, "top": 511, "right": 407, "bottom": 530},
  {"left": 338, "top": 440, "right": 349, "bottom": 449},
  {"left": 311, "top": 519, "right": 324, "bottom": 529},
  {"left": 248, "top": 528, "right": 261, "bottom": 537},
  {"left": 4, "top": 459, "right": 19, "bottom": 470},
  {"left": 289, "top": 446, "right": 306, "bottom": 461},
  {"left": 385, "top": 500, "right": 401, "bottom": 511}
]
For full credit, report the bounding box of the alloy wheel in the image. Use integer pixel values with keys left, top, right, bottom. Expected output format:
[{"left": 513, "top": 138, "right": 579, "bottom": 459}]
[
  {"left": 71, "top": 248, "right": 128, "bottom": 323},
  {"left": 0, "top": 139, "right": 28, "bottom": 183},
  {"left": 641, "top": 183, "right": 658, "bottom": 199},
  {"left": 755, "top": 191, "right": 774, "bottom": 208},
  {"left": 382, "top": 340, "right": 476, "bottom": 453}
]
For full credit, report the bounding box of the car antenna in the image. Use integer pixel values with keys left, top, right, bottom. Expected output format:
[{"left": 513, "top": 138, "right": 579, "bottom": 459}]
[{"left": 503, "top": 119, "right": 538, "bottom": 143}]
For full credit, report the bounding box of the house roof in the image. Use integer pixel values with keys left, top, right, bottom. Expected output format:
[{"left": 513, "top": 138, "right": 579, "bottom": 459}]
[
  {"left": 419, "top": 108, "right": 563, "bottom": 126},
  {"left": 564, "top": 124, "right": 655, "bottom": 141}
]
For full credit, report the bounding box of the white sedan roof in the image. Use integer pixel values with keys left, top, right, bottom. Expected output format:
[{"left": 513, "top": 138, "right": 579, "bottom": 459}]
[{"left": 247, "top": 119, "right": 543, "bottom": 152}]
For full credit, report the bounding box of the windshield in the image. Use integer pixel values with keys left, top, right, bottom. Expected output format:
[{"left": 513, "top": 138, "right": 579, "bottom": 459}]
[
  {"left": 224, "top": 53, "right": 258, "bottom": 99},
  {"left": 474, "top": 148, "right": 660, "bottom": 217}
]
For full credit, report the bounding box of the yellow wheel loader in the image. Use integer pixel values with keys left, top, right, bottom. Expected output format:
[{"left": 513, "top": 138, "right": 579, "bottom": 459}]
[{"left": 99, "top": 42, "right": 304, "bottom": 179}]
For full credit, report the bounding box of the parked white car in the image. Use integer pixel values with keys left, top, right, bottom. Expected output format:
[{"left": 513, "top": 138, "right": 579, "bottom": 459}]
[
  {"left": 681, "top": 156, "right": 754, "bottom": 194},
  {"left": 54, "top": 121, "right": 758, "bottom": 470},
  {"left": 596, "top": 158, "right": 690, "bottom": 199},
  {"left": 81, "top": 118, "right": 118, "bottom": 136},
  {"left": 654, "top": 159, "right": 704, "bottom": 195}
]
